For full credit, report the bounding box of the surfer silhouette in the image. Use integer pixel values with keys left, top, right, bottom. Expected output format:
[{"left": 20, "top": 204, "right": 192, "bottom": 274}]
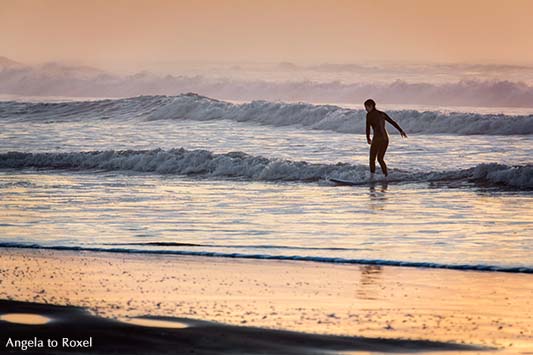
[{"left": 364, "top": 99, "right": 407, "bottom": 178}]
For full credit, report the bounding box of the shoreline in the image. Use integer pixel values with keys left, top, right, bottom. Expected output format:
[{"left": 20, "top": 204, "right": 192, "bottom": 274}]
[
  {"left": 1, "top": 243, "right": 531, "bottom": 274},
  {"left": 1, "top": 248, "right": 532, "bottom": 354}
]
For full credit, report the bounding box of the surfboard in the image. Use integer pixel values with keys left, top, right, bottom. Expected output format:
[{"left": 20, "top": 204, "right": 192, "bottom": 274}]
[
  {"left": 328, "top": 177, "right": 371, "bottom": 186},
  {"left": 328, "top": 177, "right": 393, "bottom": 186}
]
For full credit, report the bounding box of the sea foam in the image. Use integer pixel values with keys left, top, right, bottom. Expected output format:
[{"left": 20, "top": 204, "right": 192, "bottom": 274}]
[
  {"left": 1, "top": 93, "right": 533, "bottom": 135},
  {"left": 1, "top": 148, "right": 531, "bottom": 189}
]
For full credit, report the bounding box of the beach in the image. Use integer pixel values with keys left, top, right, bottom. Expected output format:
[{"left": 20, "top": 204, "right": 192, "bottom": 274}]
[
  {"left": 3, "top": 1, "right": 533, "bottom": 353},
  {"left": 0, "top": 94, "right": 532, "bottom": 354},
  {"left": 1, "top": 248, "right": 531, "bottom": 354}
]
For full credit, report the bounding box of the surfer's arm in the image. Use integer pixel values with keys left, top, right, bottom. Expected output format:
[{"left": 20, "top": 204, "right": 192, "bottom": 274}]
[
  {"left": 365, "top": 115, "right": 372, "bottom": 144},
  {"left": 384, "top": 113, "right": 407, "bottom": 138}
]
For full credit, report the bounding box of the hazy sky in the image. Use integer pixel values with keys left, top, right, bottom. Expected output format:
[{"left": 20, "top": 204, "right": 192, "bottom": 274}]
[{"left": 1, "top": 0, "right": 532, "bottom": 72}]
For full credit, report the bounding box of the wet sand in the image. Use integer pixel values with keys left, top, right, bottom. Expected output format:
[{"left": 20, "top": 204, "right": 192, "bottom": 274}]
[{"left": 0, "top": 248, "right": 532, "bottom": 354}]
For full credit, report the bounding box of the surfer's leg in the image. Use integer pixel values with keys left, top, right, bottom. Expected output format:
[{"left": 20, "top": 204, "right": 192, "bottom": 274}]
[
  {"left": 369, "top": 141, "right": 378, "bottom": 174},
  {"left": 377, "top": 139, "right": 389, "bottom": 176}
]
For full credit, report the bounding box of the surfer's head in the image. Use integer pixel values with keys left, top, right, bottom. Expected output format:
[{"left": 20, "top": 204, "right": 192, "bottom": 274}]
[{"left": 364, "top": 99, "right": 376, "bottom": 112}]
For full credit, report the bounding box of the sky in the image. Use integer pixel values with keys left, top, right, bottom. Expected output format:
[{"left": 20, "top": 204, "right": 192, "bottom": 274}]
[{"left": 1, "top": 0, "right": 532, "bottom": 72}]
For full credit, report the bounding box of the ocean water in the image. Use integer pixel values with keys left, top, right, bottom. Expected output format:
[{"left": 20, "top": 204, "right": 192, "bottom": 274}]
[{"left": 0, "top": 94, "right": 532, "bottom": 272}]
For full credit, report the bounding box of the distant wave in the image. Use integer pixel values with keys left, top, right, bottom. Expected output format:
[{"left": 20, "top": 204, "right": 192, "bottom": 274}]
[
  {"left": 1, "top": 148, "right": 532, "bottom": 189},
  {"left": 0, "top": 242, "right": 531, "bottom": 273},
  {"left": 3, "top": 58, "right": 533, "bottom": 108},
  {"left": 2, "top": 94, "right": 533, "bottom": 135}
]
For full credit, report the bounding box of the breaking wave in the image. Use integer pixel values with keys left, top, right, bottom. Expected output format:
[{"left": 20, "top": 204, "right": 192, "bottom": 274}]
[
  {"left": 2, "top": 93, "right": 533, "bottom": 135},
  {"left": 1, "top": 148, "right": 531, "bottom": 189}
]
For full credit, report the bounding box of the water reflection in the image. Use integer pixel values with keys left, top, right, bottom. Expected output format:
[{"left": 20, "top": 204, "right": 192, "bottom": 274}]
[
  {"left": 0, "top": 313, "right": 51, "bottom": 325},
  {"left": 356, "top": 265, "right": 383, "bottom": 300},
  {"left": 1, "top": 172, "right": 532, "bottom": 269},
  {"left": 369, "top": 181, "right": 388, "bottom": 194},
  {"left": 120, "top": 316, "right": 190, "bottom": 329},
  {"left": 368, "top": 181, "right": 388, "bottom": 211}
]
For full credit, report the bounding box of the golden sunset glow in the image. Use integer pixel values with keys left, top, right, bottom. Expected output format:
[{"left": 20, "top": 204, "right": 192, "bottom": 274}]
[
  {"left": 1, "top": 2, "right": 532, "bottom": 354},
  {"left": 1, "top": 0, "right": 532, "bottom": 71}
]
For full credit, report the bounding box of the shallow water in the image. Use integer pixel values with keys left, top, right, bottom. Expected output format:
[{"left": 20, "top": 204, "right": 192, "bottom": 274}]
[
  {"left": 1, "top": 118, "right": 532, "bottom": 172},
  {"left": 0, "top": 96, "right": 531, "bottom": 272},
  {"left": 0, "top": 170, "right": 531, "bottom": 271}
]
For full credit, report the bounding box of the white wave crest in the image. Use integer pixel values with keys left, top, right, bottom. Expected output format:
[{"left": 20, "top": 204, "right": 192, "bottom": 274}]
[
  {"left": 2, "top": 94, "right": 533, "bottom": 135},
  {"left": 1, "top": 149, "right": 531, "bottom": 189},
  {"left": 147, "top": 94, "right": 533, "bottom": 135}
]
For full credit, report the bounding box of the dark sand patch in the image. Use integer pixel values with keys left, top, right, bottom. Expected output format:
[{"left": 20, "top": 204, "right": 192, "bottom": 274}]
[{"left": 0, "top": 300, "right": 484, "bottom": 355}]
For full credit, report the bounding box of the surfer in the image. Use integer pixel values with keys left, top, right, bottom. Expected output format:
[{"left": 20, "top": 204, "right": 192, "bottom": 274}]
[{"left": 364, "top": 99, "right": 407, "bottom": 178}]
